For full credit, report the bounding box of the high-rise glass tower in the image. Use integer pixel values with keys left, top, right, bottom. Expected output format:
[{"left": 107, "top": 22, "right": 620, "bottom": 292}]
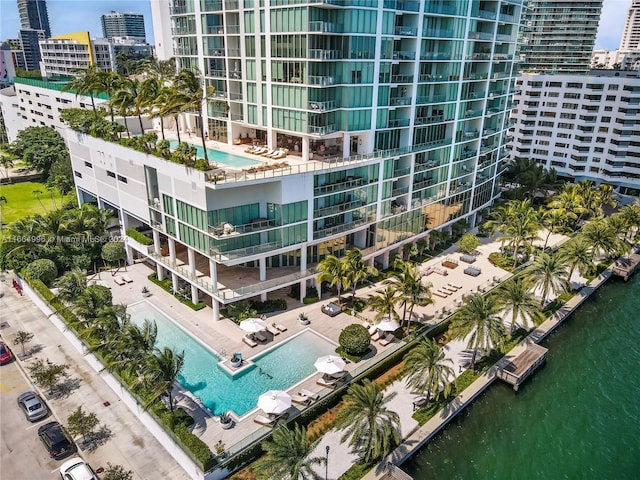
[
  {"left": 17, "top": 0, "right": 51, "bottom": 38},
  {"left": 620, "top": 0, "right": 640, "bottom": 50},
  {"left": 518, "top": 0, "right": 602, "bottom": 74},
  {"left": 101, "top": 11, "right": 146, "bottom": 41}
]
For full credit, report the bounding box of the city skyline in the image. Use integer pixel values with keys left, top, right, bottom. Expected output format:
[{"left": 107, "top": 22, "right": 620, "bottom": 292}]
[
  {"left": 0, "top": 0, "right": 632, "bottom": 51},
  {"left": 0, "top": 0, "right": 153, "bottom": 43}
]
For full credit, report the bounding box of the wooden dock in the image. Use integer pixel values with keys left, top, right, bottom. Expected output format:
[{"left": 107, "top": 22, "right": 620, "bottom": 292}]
[
  {"left": 611, "top": 253, "right": 640, "bottom": 281},
  {"left": 495, "top": 344, "right": 548, "bottom": 391}
]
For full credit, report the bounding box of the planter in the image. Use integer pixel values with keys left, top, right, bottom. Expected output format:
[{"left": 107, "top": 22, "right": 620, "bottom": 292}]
[{"left": 142, "top": 291, "right": 151, "bottom": 298}]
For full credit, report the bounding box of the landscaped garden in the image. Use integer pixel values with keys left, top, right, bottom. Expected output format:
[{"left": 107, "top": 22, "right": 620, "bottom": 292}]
[{"left": 0, "top": 181, "right": 67, "bottom": 226}]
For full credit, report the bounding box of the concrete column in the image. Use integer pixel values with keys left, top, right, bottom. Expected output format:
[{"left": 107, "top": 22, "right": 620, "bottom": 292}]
[
  {"left": 212, "top": 298, "right": 220, "bottom": 321},
  {"left": 169, "top": 238, "right": 177, "bottom": 264},
  {"left": 261, "top": 292, "right": 267, "bottom": 302},
  {"left": 172, "top": 272, "right": 179, "bottom": 293},
  {"left": 300, "top": 247, "right": 307, "bottom": 271},
  {"left": 259, "top": 257, "right": 266, "bottom": 281},
  {"left": 302, "top": 137, "right": 310, "bottom": 162},
  {"left": 156, "top": 263, "right": 164, "bottom": 281},
  {"left": 152, "top": 230, "right": 161, "bottom": 255},
  {"left": 381, "top": 250, "right": 390, "bottom": 269},
  {"left": 191, "top": 284, "right": 199, "bottom": 304},
  {"left": 209, "top": 259, "right": 218, "bottom": 291},
  {"left": 187, "top": 247, "right": 196, "bottom": 276},
  {"left": 316, "top": 282, "right": 322, "bottom": 299},
  {"left": 299, "top": 280, "right": 307, "bottom": 301}
]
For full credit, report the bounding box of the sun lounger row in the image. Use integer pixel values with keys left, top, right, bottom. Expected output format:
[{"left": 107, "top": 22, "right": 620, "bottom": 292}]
[
  {"left": 245, "top": 145, "right": 289, "bottom": 159},
  {"left": 379, "top": 333, "right": 395, "bottom": 347},
  {"left": 316, "top": 372, "right": 347, "bottom": 389},
  {"left": 90, "top": 279, "right": 112, "bottom": 289}
]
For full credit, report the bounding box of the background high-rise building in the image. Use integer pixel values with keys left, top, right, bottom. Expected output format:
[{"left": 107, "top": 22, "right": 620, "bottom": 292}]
[
  {"left": 518, "top": 0, "right": 603, "bottom": 74},
  {"left": 18, "top": 28, "right": 45, "bottom": 71},
  {"left": 101, "top": 11, "right": 146, "bottom": 42},
  {"left": 17, "top": 0, "right": 51, "bottom": 38},
  {"left": 620, "top": 0, "right": 640, "bottom": 50},
  {"left": 39, "top": 32, "right": 114, "bottom": 77}
]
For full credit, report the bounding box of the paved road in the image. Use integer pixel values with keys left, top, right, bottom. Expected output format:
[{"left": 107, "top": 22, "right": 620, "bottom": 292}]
[{"left": 0, "top": 356, "right": 70, "bottom": 478}]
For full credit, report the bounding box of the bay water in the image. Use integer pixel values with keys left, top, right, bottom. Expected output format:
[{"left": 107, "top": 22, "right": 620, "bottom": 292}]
[{"left": 403, "top": 274, "right": 640, "bottom": 479}]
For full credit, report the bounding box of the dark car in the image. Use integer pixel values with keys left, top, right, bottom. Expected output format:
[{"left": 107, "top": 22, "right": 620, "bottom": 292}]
[
  {"left": 38, "top": 422, "right": 77, "bottom": 459},
  {"left": 17, "top": 391, "right": 49, "bottom": 422},
  {"left": 0, "top": 341, "right": 14, "bottom": 365}
]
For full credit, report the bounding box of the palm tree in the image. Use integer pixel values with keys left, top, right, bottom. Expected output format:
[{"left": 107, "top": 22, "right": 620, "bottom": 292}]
[
  {"left": 316, "top": 254, "right": 349, "bottom": 304},
  {"left": 502, "top": 200, "right": 540, "bottom": 268},
  {"left": 336, "top": 379, "right": 401, "bottom": 464},
  {"left": 367, "top": 285, "right": 399, "bottom": 322},
  {"left": 253, "top": 424, "right": 325, "bottom": 480},
  {"left": 524, "top": 253, "right": 569, "bottom": 305},
  {"left": 538, "top": 207, "right": 566, "bottom": 252},
  {"left": 72, "top": 284, "right": 114, "bottom": 323},
  {"left": 580, "top": 219, "right": 621, "bottom": 262},
  {"left": 385, "top": 259, "right": 431, "bottom": 330},
  {"left": 548, "top": 185, "right": 589, "bottom": 231},
  {"left": 138, "top": 57, "right": 176, "bottom": 83},
  {"left": 558, "top": 237, "right": 593, "bottom": 280},
  {"left": 134, "top": 347, "right": 185, "bottom": 413},
  {"left": 497, "top": 278, "right": 542, "bottom": 336},
  {"left": 343, "top": 248, "right": 377, "bottom": 300},
  {"left": 403, "top": 338, "right": 454, "bottom": 402},
  {"left": 448, "top": 293, "right": 505, "bottom": 369},
  {"left": 64, "top": 66, "right": 101, "bottom": 118},
  {"left": 112, "top": 78, "right": 145, "bottom": 134},
  {"left": 159, "top": 84, "right": 184, "bottom": 143},
  {"left": 54, "top": 268, "right": 87, "bottom": 303},
  {"left": 594, "top": 184, "right": 617, "bottom": 217},
  {"left": 620, "top": 204, "right": 640, "bottom": 243},
  {"left": 95, "top": 70, "right": 123, "bottom": 122},
  {"left": 171, "top": 69, "right": 224, "bottom": 163}
]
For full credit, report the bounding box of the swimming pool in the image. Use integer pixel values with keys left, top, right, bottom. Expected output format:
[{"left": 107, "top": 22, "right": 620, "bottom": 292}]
[
  {"left": 169, "top": 140, "right": 258, "bottom": 168},
  {"left": 127, "top": 302, "right": 336, "bottom": 416}
]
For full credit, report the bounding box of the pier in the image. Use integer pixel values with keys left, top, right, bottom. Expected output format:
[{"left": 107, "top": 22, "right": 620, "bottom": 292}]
[
  {"left": 495, "top": 344, "right": 548, "bottom": 391},
  {"left": 611, "top": 253, "right": 640, "bottom": 281}
]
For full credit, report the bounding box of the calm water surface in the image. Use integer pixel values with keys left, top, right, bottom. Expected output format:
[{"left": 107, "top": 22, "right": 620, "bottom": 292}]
[{"left": 403, "top": 274, "right": 640, "bottom": 479}]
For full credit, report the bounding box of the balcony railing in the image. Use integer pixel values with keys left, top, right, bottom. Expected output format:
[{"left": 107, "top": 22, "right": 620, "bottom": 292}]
[
  {"left": 421, "top": 52, "right": 457, "bottom": 61},
  {"left": 392, "top": 185, "right": 409, "bottom": 196},
  {"left": 171, "top": 26, "right": 196, "bottom": 35},
  {"left": 385, "top": 118, "right": 411, "bottom": 128},
  {"left": 390, "top": 97, "right": 412, "bottom": 106},
  {"left": 309, "top": 49, "right": 341, "bottom": 60},
  {"left": 469, "top": 31, "right": 494, "bottom": 41},
  {"left": 308, "top": 75, "right": 335, "bottom": 86},
  {"left": 314, "top": 200, "right": 365, "bottom": 218},
  {"left": 392, "top": 51, "right": 416, "bottom": 60},
  {"left": 309, "top": 21, "right": 337, "bottom": 33},
  {"left": 307, "top": 124, "right": 337, "bottom": 136},
  {"left": 308, "top": 100, "right": 337, "bottom": 111},
  {"left": 395, "top": 26, "right": 417, "bottom": 36},
  {"left": 415, "top": 115, "right": 444, "bottom": 125},
  {"left": 208, "top": 219, "right": 275, "bottom": 238},
  {"left": 314, "top": 177, "right": 364, "bottom": 195},
  {"left": 392, "top": 167, "right": 411, "bottom": 177},
  {"left": 173, "top": 46, "right": 198, "bottom": 56},
  {"left": 314, "top": 216, "right": 374, "bottom": 240},
  {"left": 204, "top": 26, "right": 225, "bottom": 35}
]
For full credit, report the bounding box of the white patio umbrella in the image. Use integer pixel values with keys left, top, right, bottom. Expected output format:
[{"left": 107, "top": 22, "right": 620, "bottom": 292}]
[
  {"left": 314, "top": 355, "right": 347, "bottom": 375},
  {"left": 239, "top": 318, "right": 267, "bottom": 333},
  {"left": 374, "top": 317, "right": 400, "bottom": 332},
  {"left": 257, "top": 390, "right": 291, "bottom": 415}
]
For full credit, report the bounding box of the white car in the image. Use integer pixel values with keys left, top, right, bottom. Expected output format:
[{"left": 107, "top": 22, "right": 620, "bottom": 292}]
[{"left": 59, "top": 457, "right": 98, "bottom": 480}]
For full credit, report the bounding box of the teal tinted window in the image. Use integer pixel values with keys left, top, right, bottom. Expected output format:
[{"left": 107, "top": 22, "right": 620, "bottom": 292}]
[
  {"left": 162, "top": 194, "right": 174, "bottom": 215},
  {"left": 208, "top": 203, "right": 260, "bottom": 227},
  {"left": 178, "top": 223, "right": 208, "bottom": 253},
  {"left": 176, "top": 200, "right": 207, "bottom": 231}
]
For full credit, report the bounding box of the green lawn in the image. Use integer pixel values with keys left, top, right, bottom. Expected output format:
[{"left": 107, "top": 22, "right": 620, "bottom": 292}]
[{"left": 0, "top": 181, "right": 65, "bottom": 226}]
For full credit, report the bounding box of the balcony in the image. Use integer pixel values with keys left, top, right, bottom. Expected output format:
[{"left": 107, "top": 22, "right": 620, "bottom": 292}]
[
  {"left": 173, "top": 46, "right": 198, "bottom": 56},
  {"left": 202, "top": 0, "right": 223, "bottom": 11},
  {"left": 392, "top": 167, "right": 411, "bottom": 177},
  {"left": 171, "top": 26, "right": 196, "bottom": 35},
  {"left": 208, "top": 219, "right": 275, "bottom": 238},
  {"left": 308, "top": 100, "right": 337, "bottom": 111},
  {"left": 421, "top": 52, "right": 457, "bottom": 61},
  {"left": 308, "top": 75, "right": 335, "bottom": 86},
  {"left": 309, "top": 21, "right": 337, "bottom": 33},
  {"left": 226, "top": 25, "right": 240, "bottom": 34},
  {"left": 314, "top": 177, "right": 364, "bottom": 195},
  {"left": 314, "top": 216, "right": 374, "bottom": 240},
  {"left": 413, "top": 178, "right": 434, "bottom": 190},
  {"left": 307, "top": 124, "right": 337, "bottom": 136},
  {"left": 394, "top": 26, "right": 417, "bottom": 36},
  {"left": 210, "top": 241, "right": 282, "bottom": 262},
  {"left": 392, "top": 51, "right": 416, "bottom": 61},
  {"left": 390, "top": 96, "right": 412, "bottom": 106},
  {"left": 391, "top": 185, "right": 410, "bottom": 196},
  {"left": 385, "top": 118, "right": 411, "bottom": 128},
  {"left": 418, "top": 74, "right": 450, "bottom": 82},
  {"left": 415, "top": 115, "right": 444, "bottom": 125},
  {"left": 390, "top": 74, "right": 414, "bottom": 83},
  {"left": 423, "top": 28, "right": 457, "bottom": 38},
  {"left": 314, "top": 200, "right": 365, "bottom": 218},
  {"left": 309, "top": 49, "right": 341, "bottom": 60},
  {"left": 469, "top": 31, "right": 494, "bottom": 41},
  {"left": 476, "top": 9, "right": 497, "bottom": 20},
  {"left": 204, "top": 26, "right": 225, "bottom": 35}
]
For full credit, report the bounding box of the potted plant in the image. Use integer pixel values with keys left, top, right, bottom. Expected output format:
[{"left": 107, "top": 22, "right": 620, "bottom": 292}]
[
  {"left": 141, "top": 286, "right": 151, "bottom": 297},
  {"left": 219, "top": 411, "right": 234, "bottom": 429},
  {"left": 298, "top": 313, "right": 310, "bottom": 325},
  {"left": 214, "top": 440, "right": 226, "bottom": 458}
]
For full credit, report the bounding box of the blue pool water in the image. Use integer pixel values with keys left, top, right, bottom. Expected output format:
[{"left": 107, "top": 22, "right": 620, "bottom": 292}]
[
  {"left": 168, "top": 140, "right": 258, "bottom": 168},
  {"left": 127, "top": 302, "right": 336, "bottom": 416}
]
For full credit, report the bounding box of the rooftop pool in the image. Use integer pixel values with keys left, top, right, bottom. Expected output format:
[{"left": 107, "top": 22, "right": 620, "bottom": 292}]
[
  {"left": 127, "top": 301, "right": 336, "bottom": 416},
  {"left": 168, "top": 140, "right": 258, "bottom": 168}
]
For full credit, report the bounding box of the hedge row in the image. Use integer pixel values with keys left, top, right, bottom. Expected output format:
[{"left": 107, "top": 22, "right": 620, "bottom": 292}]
[
  {"left": 148, "top": 274, "right": 207, "bottom": 311},
  {"left": 125, "top": 229, "right": 153, "bottom": 246}
]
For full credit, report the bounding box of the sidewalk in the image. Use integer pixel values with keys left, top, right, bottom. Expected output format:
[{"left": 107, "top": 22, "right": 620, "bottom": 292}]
[{"left": 0, "top": 276, "right": 190, "bottom": 479}]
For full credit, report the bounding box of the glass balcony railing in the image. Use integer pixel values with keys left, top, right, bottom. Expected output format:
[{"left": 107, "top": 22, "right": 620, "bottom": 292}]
[
  {"left": 390, "top": 74, "right": 414, "bottom": 83},
  {"left": 314, "top": 216, "right": 374, "bottom": 240},
  {"left": 307, "top": 124, "right": 337, "bottom": 136},
  {"left": 204, "top": 25, "right": 225, "bottom": 34},
  {"left": 395, "top": 26, "right": 417, "bottom": 36},
  {"left": 423, "top": 28, "right": 458, "bottom": 38},
  {"left": 314, "top": 200, "right": 366, "bottom": 218},
  {"left": 314, "top": 177, "right": 364, "bottom": 196},
  {"left": 309, "top": 21, "right": 337, "bottom": 33},
  {"left": 309, "top": 49, "right": 341, "bottom": 60},
  {"left": 392, "top": 185, "right": 409, "bottom": 196},
  {"left": 208, "top": 219, "right": 275, "bottom": 238},
  {"left": 308, "top": 75, "right": 335, "bottom": 86},
  {"left": 390, "top": 96, "right": 412, "bottom": 106},
  {"left": 385, "top": 119, "right": 411, "bottom": 128},
  {"left": 415, "top": 114, "right": 444, "bottom": 125},
  {"left": 392, "top": 51, "right": 416, "bottom": 60},
  {"left": 171, "top": 26, "right": 196, "bottom": 35},
  {"left": 469, "top": 31, "right": 494, "bottom": 41},
  {"left": 392, "top": 167, "right": 411, "bottom": 177},
  {"left": 308, "top": 100, "right": 337, "bottom": 111},
  {"left": 421, "top": 52, "right": 458, "bottom": 61},
  {"left": 173, "top": 46, "right": 198, "bottom": 56}
]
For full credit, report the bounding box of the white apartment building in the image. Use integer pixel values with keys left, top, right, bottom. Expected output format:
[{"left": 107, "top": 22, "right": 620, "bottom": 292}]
[
  {"left": 591, "top": 48, "right": 640, "bottom": 70},
  {"left": 510, "top": 71, "right": 640, "bottom": 197},
  {"left": 69, "top": 0, "right": 523, "bottom": 320},
  {"left": 0, "top": 77, "right": 106, "bottom": 143},
  {"left": 39, "top": 33, "right": 114, "bottom": 77}
]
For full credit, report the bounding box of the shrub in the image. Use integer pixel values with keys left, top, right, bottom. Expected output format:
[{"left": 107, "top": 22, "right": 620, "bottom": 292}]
[
  {"left": 303, "top": 294, "right": 319, "bottom": 304},
  {"left": 249, "top": 298, "right": 287, "bottom": 314},
  {"left": 25, "top": 258, "right": 58, "bottom": 286},
  {"left": 338, "top": 461, "right": 374, "bottom": 480},
  {"left": 488, "top": 252, "right": 513, "bottom": 271},
  {"left": 193, "top": 158, "right": 210, "bottom": 171},
  {"left": 125, "top": 229, "right": 153, "bottom": 246},
  {"left": 338, "top": 324, "right": 371, "bottom": 356}
]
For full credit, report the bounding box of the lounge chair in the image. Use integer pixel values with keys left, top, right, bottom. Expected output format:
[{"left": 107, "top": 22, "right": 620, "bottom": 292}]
[
  {"left": 371, "top": 330, "right": 381, "bottom": 342},
  {"left": 266, "top": 325, "right": 280, "bottom": 336},
  {"left": 317, "top": 374, "right": 343, "bottom": 388},
  {"left": 412, "top": 396, "right": 428, "bottom": 411},
  {"left": 379, "top": 334, "right": 395, "bottom": 347},
  {"left": 254, "top": 414, "right": 275, "bottom": 427},
  {"left": 121, "top": 274, "right": 133, "bottom": 283},
  {"left": 242, "top": 335, "right": 257, "bottom": 348},
  {"left": 270, "top": 150, "right": 287, "bottom": 159},
  {"left": 252, "top": 146, "right": 269, "bottom": 155},
  {"left": 114, "top": 276, "right": 126, "bottom": 286},
  {"left": 274, "top": 322, "right": 287, "bottom": 332},
  {"left": 299, "top": 388, "right": 320, "bottom": 401},
  {"left": 261, "top": 149, "right": 276, "bottom": 157},
  {"left": 96, "top": 280, "right": 111, "bottom": 289},
  {"left": 254, "top": 332, "right": 268, "bottom": 343},
  {"left": 447, "top": 283, "right": 462, "bottom": 290},
  {"left": 432, "top": 291, "right": 447, "bottom": 299},
  {"left": 291, "top": 394, "right": 311, "bottom": 405}
]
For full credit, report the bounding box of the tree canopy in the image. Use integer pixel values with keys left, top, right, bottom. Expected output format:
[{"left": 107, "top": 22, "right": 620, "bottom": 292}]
[{"left": 9, "top": 127, "right": 69, "bottom": 179}]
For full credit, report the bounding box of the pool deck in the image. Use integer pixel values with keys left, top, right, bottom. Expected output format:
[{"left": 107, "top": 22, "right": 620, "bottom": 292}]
[{"left": 98, "top": 232, "right": 526, "bottom": 461}]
